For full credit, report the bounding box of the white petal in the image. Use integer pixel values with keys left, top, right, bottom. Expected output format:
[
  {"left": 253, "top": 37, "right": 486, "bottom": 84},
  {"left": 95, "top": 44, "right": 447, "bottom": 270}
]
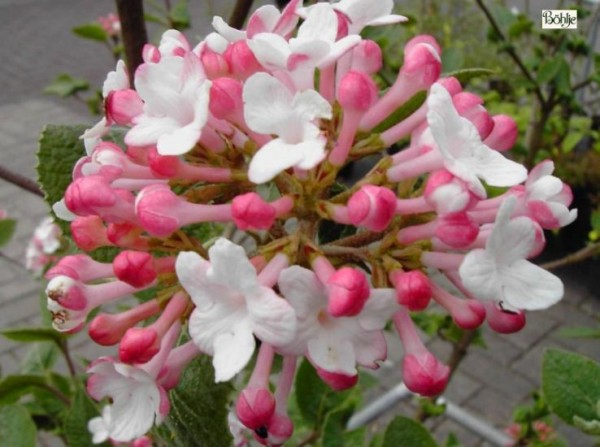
[
  {"left": 247, "top": 33, "right": 291, "bottom": 70},
  {"left": 108, "top": 384, "right": 160, "bottom": 442},
  {"left": 243, "top": 72, "right": 293, "bottom": 135},
  {"left": 358, "top": 289, "right": 398, "bottom": 331},
  {"left": 526, "top": 160, "right": 554, "bottom": 186},
  {"left": 175, "top": 251, "right": 226, "bottom": 311},
  {"left": 156, "top": 122, "right": 202, "bottom": 155},
  {"left": 125, "top": 115, "right": 180, "bottom": 147},
  {"left": 500, "top": 260, "right": 563, "bottom": 310},
  {"left": 248, "top": 287, "right": 297, "bottom": 346},
  {"left": 212, "top": 16, "right": 246, "bottom": 42},
  {"left": 317, "top": 35, "right": 362, "bottom": 68},
  {"left": 207, "top": 238, "right": 260, "bottom": 294},
  {"left": 308, "top": 336, "right": 356, "bottom": 375},
  {"left": 248, "top": 139, "right": 305, "bottom": 184},
  {"left": 459, "top": 249, "right": 502, "bottom": 302},
  {"left": 292, "top": 89, "right": 332, "bottom": 121},
  {"left": 278, "top": 266, "right": 327, "bottom": 319},
  {"left": 103, "top": 60, "right": 129, "bottom": 97},
  {"left": 297, "top": 3, "right": 337, "bottom": 43},
  {"left": 212, "top": 320, "right": 255, "bottom": 382},
  {"left": 528, "top": 175, "right": 563, "bottom": 200},
  {"left": 52, "top": 199, "right": 77, "bottom": 222},
  {"left": 467, "top": 143, "right": 527, "bottom": 187}
]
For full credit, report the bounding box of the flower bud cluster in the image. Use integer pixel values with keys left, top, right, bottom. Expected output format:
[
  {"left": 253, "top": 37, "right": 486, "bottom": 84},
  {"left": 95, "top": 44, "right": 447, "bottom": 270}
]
[{"left": 46, "top": 1, "right": 576, "bottom": 444}]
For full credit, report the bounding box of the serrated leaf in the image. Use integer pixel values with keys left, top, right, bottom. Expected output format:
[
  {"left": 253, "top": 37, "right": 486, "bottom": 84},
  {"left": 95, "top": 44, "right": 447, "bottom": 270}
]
[
  {"left": 542, "top": 349, "right": 600, "bottom": 427},
  {"left": 382, "top": 416, "right": 438, "bottom": 447},
  {"left": 0, "top": 403, "right": 37, "bottom": 447},
  {"left": 37, "top": 125, "right": 87, "bottom": 233},
  {"left": 2, "top": 327, "right": 66, "bottom": 345},
  {"left": 443, "top": 68, "right": 496, "bottom": 84},
  {"left": 154, "top": 356, "right": 232, "bottom": 447},
  {"left": 72, "top": 23, "right": 109, "bottom": 42},
  {"left": 62, "top": 384, "right": 107, "bottom": 447},
  {"left": 295, "top": 360, "right": 360, "bottom": 427},
  {"left": 44, "top": 74, "right": 89, "bottom": 98},
  {"left": 0, "top": 374, "right": 51, "bottom": 404},
  {"left": 0, "top": 218, "right": 16, "bottom": 247},
  {"left": 372, "top": 91, "right": 427, "bottom": 134},
  {"left": 20, "top": 342, "right": 60, "bottom": 374}
]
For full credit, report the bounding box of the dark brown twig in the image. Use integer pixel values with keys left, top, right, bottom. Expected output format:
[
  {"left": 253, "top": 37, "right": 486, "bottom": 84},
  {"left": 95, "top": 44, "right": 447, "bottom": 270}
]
[
  {"left": 541, "top": 242, "right": 600, "bottom": 270},
  {"left": 228, "top": 0, "right": 255, "bottom": 29},
  {"left": 115, "top": 0, "right": 149, "bottom": 85},
  {"left": 0, "top": 165, "right": 43, "bottom": 197}
]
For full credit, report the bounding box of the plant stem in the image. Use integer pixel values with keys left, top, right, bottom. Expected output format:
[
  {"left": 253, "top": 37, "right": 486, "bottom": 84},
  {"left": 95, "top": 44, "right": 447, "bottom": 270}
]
[
  {"left": 0, "top": 165, "right": 43, "bottom": 197},
  {"left": 228, "top": 0, "right": 255, "bottom": 29},
  {"left": 115, "top": 0, "right": 148, "bottom": 85},
  {"left": 541, "top": 242, "right": 600, "bottom": 270},
  {"left": 58, "top": 340, "right": 78, "bottom": 377},
  {"left": 296, "top": 431, "right": 318, "bottom": 447},
  {"left": 324, "top": 230, "right": 383, "bottom": 247},
  {"left": 474, "top": 0, "right": 546, "bottom": 106}
]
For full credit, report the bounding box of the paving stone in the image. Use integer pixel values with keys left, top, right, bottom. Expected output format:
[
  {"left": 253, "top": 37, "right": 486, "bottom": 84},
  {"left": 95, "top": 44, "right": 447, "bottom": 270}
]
[
  {"left": 442, "top": 370, "right": 482, "bottom": 405},
  {"left": 504, "top": 309, "right": 560, "bottom": 350},
  {"left": 466, "top": 387, "right": 518, "bottom": 428}
]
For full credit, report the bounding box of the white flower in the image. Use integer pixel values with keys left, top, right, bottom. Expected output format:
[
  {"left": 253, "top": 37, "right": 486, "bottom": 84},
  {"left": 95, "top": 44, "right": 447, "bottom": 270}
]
[
  {"left": 87, "top": 358, "right": 170, "bottom": 442},
  {"left": 88, "top": 406, "right": 111, "bottom": 444},
  {"left": 176, "top": 238, "right": 297, "bottom": 382},
  {"left": 243, "top": 73, "right": 332, "bottom": 183},
  {"left": 278, "top": 266, "right": 396, "bottom": 375},
  {"left": 25, "top": 217, "right": 61, "bottom": 275},
  {"left": 459, "top": 197, "right": 563, "bottom": 311},
  {"left": 125, "top": 52, "right": 211, "bottom": 156},
  {"left": 427, "top": 83, "right": 527, "bottom": 198}
]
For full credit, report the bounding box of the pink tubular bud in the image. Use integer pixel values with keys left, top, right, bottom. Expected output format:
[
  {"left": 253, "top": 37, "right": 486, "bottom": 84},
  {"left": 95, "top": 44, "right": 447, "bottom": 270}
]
[
  {"left": 389, "top": 270, "right": 432, "bottom": 311},
  {"left": 437, "top": 76, "right": 462, "bottom": 96},
  {"left": 314, "top": 365, "right": 359, "bottom": 391},
  {"left": 424, "top": 170, "right": 477, "bottom": 214},
  {"left": 334, "top": 9, "right": 350, "bottom": 39},
  {"left": 403, "top": 352, "right": 450, "bottom": 397},
  {"left": 232, "top": 192, "right": 276, "bottom": 230},
  {"left": 236, "top": 388, "right": 277, "bottom": 430},
  {"left": 107, "top": 222, "right": 149, "bottom": 250},
  {"left": 112, "top": 251, "right": 157, "bottom": 288},
  {"left": 88, "top": 299, "right": 161, "bottom": 346},
  {"left": 484, "top": 115, "right": 518, "bottom": 152},
  {"left": 326, "top": 267, "right": 370, "bottom": 317},
  {"left": 452, "top": 92, "right": 494, "bottom": 139},
  {"left": 132, "top": 436, "right": 153, "bottom": 447},
  {"left": 46, "top": 254, "right": 113, "bottom": 282},
  {"left": 337, "top": 71, "right": 378, "bottom": 112},
  {"left": 434, "top": 212, "right": 479, "bottom": 248},
  {"left": 147, "top": 147, "right": 180, "bottom": 178},
  {"left": 225, "top": 40, "right": 262, "bottom": 79},
  {"left": 46, "top": 276, "right": 87, "bottom": 310},
  {"left": 347, "top": 185, "right": 396, "bottom": 232},
  {"left": 351, "top": 40, "right": 383, "bottom": 74},
  {"left": 401, "top": 36, "right": 441, "bottom": 88},
  {"left": 430, "top": 282, "right": 486, "bottom": 329},
  {"left": 105, "top": 89, "right": 144, "bottom": 126},
  {"left": 201, "top": 48, "right": 229, "bottom": 79},
  {"left": 134, "top": 184, "right": 183, "bottom": 237},
  {"left": 485, "top": 302, "right": 526, "bottom": 334},
  {"left": 209, "top": 77, "right": 243, "bottom": 120},
  {"left": 256, "top": 412, "right": 294, "bottom": 446},
  {"left": 70, "top": 216, "right": 112, "bottom": 251}
]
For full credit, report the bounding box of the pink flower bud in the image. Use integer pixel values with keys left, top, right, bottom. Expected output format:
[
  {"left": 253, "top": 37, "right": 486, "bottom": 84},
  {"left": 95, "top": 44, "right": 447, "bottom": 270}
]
[
  {"left": 107, "top": 222, "right": 149, "bottom": 250},
  {"left": 46, "top": 254, "right": 113, "bottom": 282},
  {"left": 89, "top": 300, "right": 161, "bottom": 346},
  {"left": 113, "top": 251, "right": 157, "bottom": 288},
  {"left": 236, "top": 388, "right": 277, "bottom": 430},
  {"left": 225, "top": 40, "right": 262, "bottom": 79},
  {"left": 201, "top": 48, "right": 229, "bottom": 79},
  {"left": 437, "top": 76, "right": 462, "bottom": 96},
  {"left": 435, "top": 212, "right": 479, "bottom": 248},
  {"left": 485, "top": 302, "right": 526, "bottom": 334},
  {"left": 135, "top": 184, "right": 183, "bottom": 237},
  {"left": 46, "top": 275, "right": 87, "bottom": 310},
  {"left": 70, "top": 216, "right": 112, "bottom": 251},
  {"left": 132, "top": 436, "right": 153, "bottom": 447},
  {"left": 351, "top": 40, "right": 383, "bottom": 74},
  {"left": 142, "top": 44, "right": 161, "bottom": 63},
  {"left": 452, "top": 92, "right": 494, "bottom": 139},
  {"left": 105, "top": 89, "right": 144, "bottom": 126},
  {"left": 390, "top": 270, "right": 431, "bottom": 311},
  {"left": 337, "top": 71, "right": 378, "bottom": 112},
  {"left": 314, "top": 365, "right": 359, "bottom": 391},
  {"left": 402, "top": 352, "right": 449, "bottom": 397},
  {"left": 334, "top": 9, "right": 350, "bottom": 39},
  {"left": 119, "top": 326, "right": 160, "bottom": 364},
  {"left": 401, "top": 36, "right": 441, "bottom": 88},
  {"left": 210, "top": 77, "right": 243, "bottom": 119},
  {"left": 347, "top": 185, "right": 396, "bottom": 232},
  {"left": 147, "top": 147, "right": 180, "bottom": 178},
  {"left": 484, "top": 115, "right": 518, "bottom": 152},
  {"left": 254, "top": 412, "right": 294, "bottom": 446},
  {"left": 232, "top": 192, "right": 277, "bottom": 230},
  {"left": 326, "top": 267, "right": 370, "bottom": 317},
  {"left": 425, "top": 170, "right": 477, "bottom": 214},
  {"left": 65, "top": 175, "right": 116, "bottom": 215}
]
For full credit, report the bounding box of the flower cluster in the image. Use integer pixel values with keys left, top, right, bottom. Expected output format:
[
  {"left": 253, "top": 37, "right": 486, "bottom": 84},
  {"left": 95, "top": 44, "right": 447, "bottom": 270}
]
[
  {"left": 47, "top": 0, "right": 576, "bottom": 445},
  {"left": 25, "top": 216, "right": 62, "bottom": 276}
]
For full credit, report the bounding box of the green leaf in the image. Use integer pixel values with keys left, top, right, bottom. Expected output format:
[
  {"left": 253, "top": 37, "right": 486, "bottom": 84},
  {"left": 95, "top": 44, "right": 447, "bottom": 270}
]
[
  {"left": 44, "top": 74, "right": 89, "bottom": 98},
  {"left": 559, "top": 326, "right": 600, "bottom": 339},
  {"left": 0, "top": 403, "right": 37, "bottom": 447},
  {"left": 0, "top": 374, "right": 51, "bottom": 404},
  {"left": 382, "top": 416, "right": 438, "bottom": 447},
  {"left": 321, "top": 404, "right": 365, "bottom": 447},
  {"left": 2, "top": 327, "right": 66, "bottom": 345},
  {"left": 542, "top": 349, "right": 600, "bottom": 426},
  {"left": 573, "top": 414, "right": 600, "bottom": 435},
  {"left": 72, "top": 23, "right": 109, "bottom": 42},
  {"left": 442, "top": 68, "right": 496, "bottom": 85},
  {"left": 62, "top": 384, "right": 107, "bottom": 447},
  {"left": 0, "top": 218, "right": 16, "bottom": 247},
  {"left": 295, "top": 360, "right": 360, "bottom": 426},
  {"left": 37, "top": 125, "right": 88, "bottom": 232},
  {"left": 20, "top": 342, "right": 60, "bottom": 374},
  {"left": 445, "top": 433, "right": 464, "bottom": 447},
  {"left": 441, "top": 48, "right": 464, "bottom": 73},
  {"left": 169, "top": 0, "right": 191, "bottom": 29},
  {"left": 372, "top": 90, "right": 427, "bottom": 134},
  {"left": 154, "top": 356, "right": 233, "bottom": 447}
]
